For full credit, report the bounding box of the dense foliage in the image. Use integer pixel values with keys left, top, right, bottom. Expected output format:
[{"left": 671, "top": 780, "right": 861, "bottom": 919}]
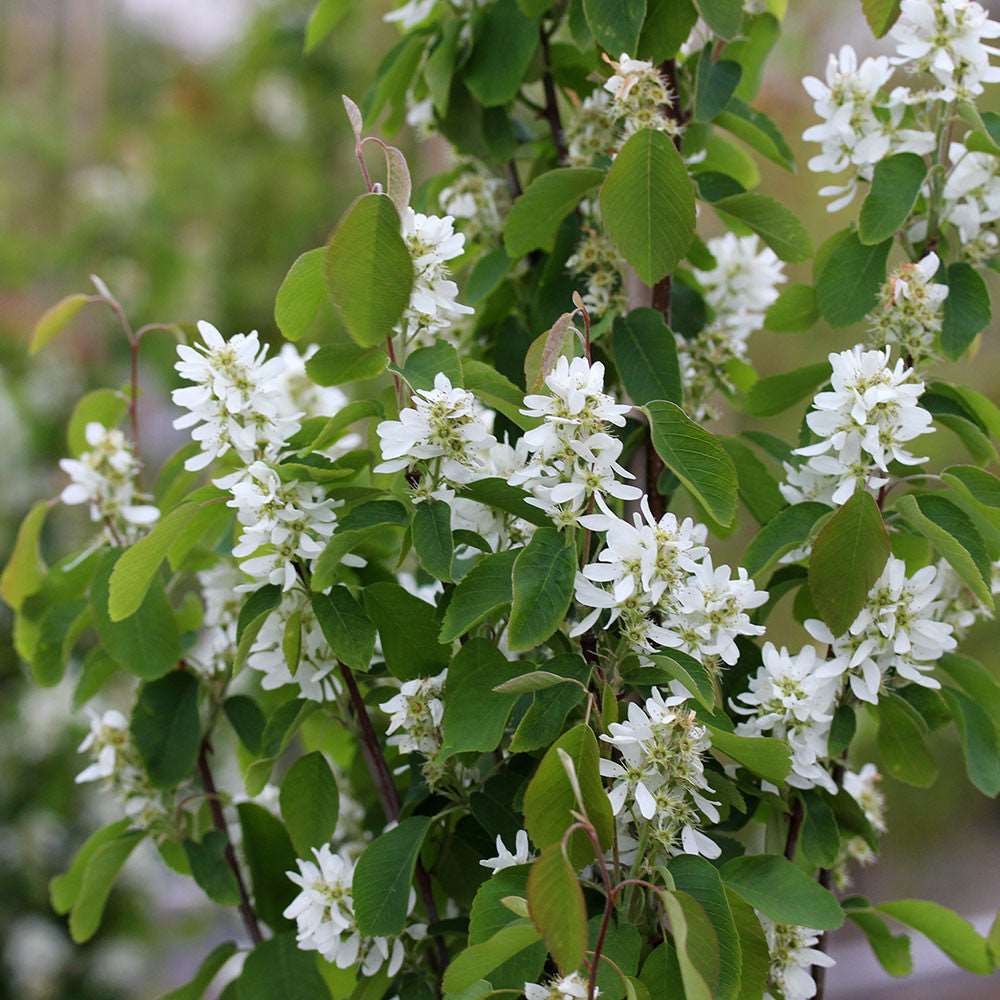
[{"left": 7, "top": 0, "right": 1000, "bottom": 998}]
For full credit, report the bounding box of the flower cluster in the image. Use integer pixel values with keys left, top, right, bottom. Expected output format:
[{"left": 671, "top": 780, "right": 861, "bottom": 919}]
[
  {"left": 575, "top": 495, "right": 766, "bottom": 666},
  {"left": 601, "top": 688, "right": 722, "bottom": 862},
  {"left": 398, "top": 208, "right": 473, "bottom": 345},
  {"left": 525, "top": 972, "right": 595, "bottom": 1000},
  {"left": 284, "top": 843, "right": 425, "bottom": 977},
  {"left": 734, "top": 643, "right": 839, "bottom": 793},
  {"left": 565, "top": 91, "right": 618, "bottom": 166},
  {"left": 438, "top": 163, "right": 510, "bottom": 244},
  {"left": 187, "top": 562, "right": 245, "bottom": 677},
  {"left": 786, "top": 346, "right": 933, "bottom": 507},
  {"left": 939, "top": 140, "right": 1000, "bottom": 261},
  {"left": 513, "top": 356, "right": 640, "bottom": 527},
  {"left": 59, "top": 422, "right": 159, "bottom": 542},
  {"left": 379, "top": 670, "right": 447, "bottom": 758},
  {"left": 603, "top": 54, "right": 678, "bottom": 146},
  {"left": 867, "top": 253, "right": 949, "bottom": 364},
  {"left": 565, "top": 215, "right": 628, "bottom": 317},
  {"left": 683, "top": 233, "right": 786, "bottom": 417},
  {"left": 837, "top": 763, "right": 887, "bottom": 882},
  {"left": 762, "top": 918, "right": 835, "bottom": 1000},
  {"left": 76, "top": 709, "right": 169, "bottom": 829}
]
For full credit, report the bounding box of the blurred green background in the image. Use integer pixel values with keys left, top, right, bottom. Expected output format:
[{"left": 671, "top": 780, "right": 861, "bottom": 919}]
[{"left": 1, "top": 1, "right": 998, "bottom": 996}]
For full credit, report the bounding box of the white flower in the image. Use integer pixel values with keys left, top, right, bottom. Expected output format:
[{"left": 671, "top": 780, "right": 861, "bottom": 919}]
[
  {"left": 603, "top": 53, "right": 678, "bottom": 144},
  {"left": 379, "top": 670, "right": 447, "bottom": 756},
  {"left": 565, "top": 90, "right": 618, "bottom": 166},
  {"left": 566, "top": 221, "right": 628, "bottom": 318},
  {"left": 867, "top": 253, "right": 948, "bottom": 363},
  {"left": 275, "top": 343, "right": 355, "bottom": 425},
  {"left": 438, "top": 164, "right": 510, "bottom": 242},
  {"left": 940, "top": 141, "right": 1000, "bottom": 259},
  {"left": 187, "top": 562, "right": 245, "bottom": 677},
  {"left": 284, "top": 843, "right": 425, "bottom": 976},
  {"left": 60, "top": 422, "right": 159, "bottom": 539},
  {"left": 383, "top": 0, "right": 435, "bottom": 29},
  {"left": 172, "top": 321, "right": 297, "bottom": 471},
  {"left": 841, "top": 763, "right": 887, "bottom": 869},
  {"left": 525, "top": 972, "right": 597, "bottom": 1000},
  {"left": 762, "top": 918, "right": 835, "bottom": 1000},
  {"left": 375, "top": 373, "right": 496, "bottom": 486},
  {"left": 480, "top": 830, "right": 533, "bottom": 873}
]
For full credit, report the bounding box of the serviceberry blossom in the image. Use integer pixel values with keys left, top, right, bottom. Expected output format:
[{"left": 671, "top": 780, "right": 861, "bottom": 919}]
[
  {"left": 480, "top": 830, "right": 533, "bottom": 873},
  {"left": 762, "top": 918, "right": 835, "bottom": 1000},
  {"left": 513, "top": 356, "right": 639, "bottom": 526},
  {"left": 839, "top": 763, "right": 887, "bottom": 876},
  {"left": 275, "top": 343, "right": 355, "bottom": 425},
  {"left": 525, "top": 973, "right": 596, "bottom": 1000},
  {"left": 379, "top": 670, "right": 447, "bottom": 757},
  {"left": 375, "top": 373, "right": 496, "bottom": 488},
  {"left": 248, "top": 590, "right": 343, "bottom": 701},
  {"left": 187, "top": 562, "right": 245, "bottom": 677},
  {"left": 733, "top": 643, "right": 839, "bottom": 793},
  {"left": 867, "top": 253, "right": 948, "bottom": 364},
  {"left": 683, "top": 233, "right": 786, "bottom": 417},
  {"left": 566, "top": 217, "right": 628, "bottom": 317},
  {"left": 939, "top": 140, "right": 1000, "bottom": 261},
  {"left": 59, "top": 422, "right": 159, "bottom": 540},
  {"left": 935, "top": 557, "right": 992, "bottom": 637},
  {"left": 398, "top": 208, "right": 473, "bottom": 343},
  {"left": 603, "top": 54, "right": 679, "bottom": 145},
  {"left": 805, "top": 556, "right": 958, "bottom": 703},
  {"left": 439, "top": 163, "right": 510, "bottom": 243},
  {"left": 565, "top": 90, "right": 618, "bottom": 166},
  {"left": 284, "top": 843, "right": 425, "bottom": 977},
  {"left": 382, "top": 0, "right": 434, "bottom": 29},
  {"left": 172, "top": 321, "right": 297, "bottom": 471},
  {"left": 792, "top": 346, "right": 934, "bottom": 506},
  {"left": 600, "top": 688, "right": 722, "bottom": 861},
  {"left": 891, "top": 0, "right": 1000, "bottom": 102}
]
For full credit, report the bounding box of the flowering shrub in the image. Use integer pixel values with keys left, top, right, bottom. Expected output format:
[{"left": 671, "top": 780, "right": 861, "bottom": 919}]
[{"left": 7, "top": 1, "right": 1000, "bottom": 998}]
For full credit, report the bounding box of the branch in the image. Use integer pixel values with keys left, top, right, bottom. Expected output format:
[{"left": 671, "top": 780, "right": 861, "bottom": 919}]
[
  {"left": 539, "top": 28, "right": 566, "bottom": 161},
  {"left": 784, "top": 796, "right": 804, "bottom": 861},
  {"left": 196, "top": 737, "right": 263, "bottom": 945}
]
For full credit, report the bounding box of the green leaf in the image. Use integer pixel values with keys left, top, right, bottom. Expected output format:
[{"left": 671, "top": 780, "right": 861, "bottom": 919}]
[
  {"left": 720, "top": 437, "right": 785, "bottom": 524},
  {"left": 584, "top": 0, "right": 646, "bottom": 54},
  {"left": 74, "top": 647, "right": 119, "bottom": 709},
  {"left": 238, "top": 802, "right": 298, "bottom": 930},
  {"left": 508, "top": 527, "right": 576, "bottom": 651},
  {"left": 30, "top": 292, "right": 92, "bottom": 353},
  {"left": 799, "top": 790, "right": 840, "bottom": 868},
  {"left": 716, "top": 98, "right": 794, "bottom": 171},
  {"left": 462, "top": 359, "right": 538, "bottom": 431},
  {"left": 280, "top": 751, "right": 341, "bottom": 856},
  {"left": 727, "top": 889, "right": 771, "bottom": 1000},
  {"left": 600, "top": 128, "right": 697, "bottom": 285},
  {"left": 660, "top": 890, "right": 717, "bottom": 1000},
  {"left": 844, "top": 903, "right": 912, "bottom": 978},
  {"left": 50, "top": 818, "right": 132, "bottom": 915},
  {"left": 183, "top": 832, "right": 241, "bottom": 906},
  {"left": 588, "top": 916, "right": 641, "bottom": 1000},
  {"left": 941, "top": 261, "right": 991, "bottom": 360},
  {"left": 1, "top": 500, "right": 48, "bottom": 611},
  {"left": 503, "top": 167, "right": 605, "bottom": 259},
  {"left": 364, "top": 582, "right": 451, "bottom": 679},
  {"left": 875, "top": 693, "right": 938, "bottom": 787},
  {"left": 808, "top": 490, "right": 889, "bottom": 635},
  {"left": 394, "top": 341, "right": 464, "bottom": 391},
  {"left": 646, "top": 401, "right": 738, "bottom": 527},
  {"left": 441, "top": 639, "right": 521, "bottom": 755},
  {"left": 425, "top": 20, "right": 460, "bottom": 116},
  {"left": 353, "top": 815, "right": 434, "bottom": 936},
  {"left": 859, "top": 152, "right": 928, "bottom": 246},
  {"left": 159, "top": 941, "right": 238, "bottom": 1000},
  {"left": 305, "top": 342, "right": 388, "bottom": 386},
  {"left": 224, "top": 695, "right": 266, "bottom": 753},
  {"left": 274, "top": 247, "right": 326, "bottom": 341},
  {"left": 643, "top": 653, "right": 715, "bottom": 710},
  {"left": 713, "top": 192, "right": 811, "bottom": 262},
  {"left": 895, "top": 493, "right": 993, "bottom": 608},
  {"left": 310, "top": 587, "right": 375, "bottom": 673},
  {"left": 942, "top": 688, "right": 1000, "bottom": 797},
  {"left": 638, "top": 0, "right": 698, "bottom": 61},
  {"left": 705, "top": 726, "right": 791, "bottom": 784},
  {"left": 861, "top": 0, "right": 901, "bottom": 37},
  {"left": 527, "top": 844, "right": 587, "bottom": 974},
  {"left": 744, "top": 362, "right": 829, "bottom": 417},
  {"left": 325, "top": 193, "right": 413, "bottom": 348},
  {"left": 465, "top": 247, "right": 511, "bottom": 304},
  {"left": 465, "top": 0, "right": 540, "bottom": 107},
  {"left": 238, "top": 934, "right": 332, "bottom": 1000},
  {"left": 131, "top": 671, "right": 201, "bottom": 788},
  {"left": 696, "top": 0, "right": 743, "bottom": 38},
  {"left": 721, "top": 854, "right": 844, "bottom": 930},
  {"left": 30, "top": 599, "right": 88, "bottom": 687},
  {"left": 743, "top": 502, "right": 830, "bottom": 577},
  {"left": 439, "top": 548, "right": 519, "bottom": 642},
  {"left": 443, "top": 922, "right": 542, "bottom": 994},
  {"left": 612, "top": 308, "right": 682, "bottom": 406},
  {"left": 815, "top": 228, "right": 892, "bottom": 327},
  {"left": 67, "top": 388, "right": 129, "bottom": 456},
  {"left": 877, "top": 900, "right": 992, "bottom": 974},
  {"left": 694, "top": 49, "right": 742, "bottom": 124},
  {"left": 764, "top": 283, "right": 818, "bottom": 332},
  {"left": 510, "top": 655, "right": 590, "bottom": 753},
  {"left": 457, "top": 478, "right": 553, "bottom": 527},
  {"left": 523, "top": 724, "right": 613, "bottom": 867},
  {"left": 69, "top": 830, "right": 145, "bottom": 943},
  {"left": 938, "top": 653, "right": 1000, "bottom": 727},
  {"left": 413, "top": 499, "right": 455, "bottom": 581}
]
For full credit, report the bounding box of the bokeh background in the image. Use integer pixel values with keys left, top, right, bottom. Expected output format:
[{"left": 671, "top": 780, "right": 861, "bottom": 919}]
[{"left": 1, "top": 1, "right": 998, "bottom": 997}]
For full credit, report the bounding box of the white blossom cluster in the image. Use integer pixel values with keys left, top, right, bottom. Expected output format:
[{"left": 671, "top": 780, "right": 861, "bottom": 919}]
[
  {"left": 525, "top": 972, "right": 595, "bottom": 1000},
  {"left": 838, "top": 763, "right": 887, "bottom": 880},
  {"left": 76, "top": 709, "right": 170, "bottom": 829},
  {"left": 603, "top": 54, "right": 679, "bottom": 147},
  {"left": 566, "top": 212, "right": 629, "bottom": 318},
  {"left": 938, "top": 140, "right": 1000, "bottom": 261},
  {"left": 683, "top": 233, "right": 786, "bottom": 418},
  {"left": 438, "top": 163, "right": 510, "bottom": 244},
  {"left": 284, "top": 843, "right": 425, "bottom": 977},
  {"left": 398, "top": 208, "right": 473, "bottom": 345},
  {"left": 600, "top": 687, "right": 722, "bottom": 861},
  {"left": 574, "top": 494, "right": 766, "bottom": 666},
  {"left": 59, "top": 422, "right": 159, "bottom": 542},
  {"left": 379, "top": 670, "right": 447, "bottom": 757},
  {"left": 782, "top": 346, "right": 933, "bottom": 507},
  {"left": 187, "top": 562, "right": 245, "bottom": 677},
  {"left": 866, "top": 252, "right": 949, "bottom": 364},
  {"left": 565, "top": 91, "right": 618, "bottom": 167},
  {"left": 762, "top": 918, "right": 835, "bottom": 1000}
]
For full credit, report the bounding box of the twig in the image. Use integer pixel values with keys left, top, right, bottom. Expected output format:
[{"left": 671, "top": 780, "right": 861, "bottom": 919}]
[
  {"left": 196, "top": 737, "right": 263, "bottom": 945},
  {"left": 784, "top": 796, "right": 804, "bottom": 861},
  {"left": 539, "top": 27, "right": 566, "bottom": 161}
]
